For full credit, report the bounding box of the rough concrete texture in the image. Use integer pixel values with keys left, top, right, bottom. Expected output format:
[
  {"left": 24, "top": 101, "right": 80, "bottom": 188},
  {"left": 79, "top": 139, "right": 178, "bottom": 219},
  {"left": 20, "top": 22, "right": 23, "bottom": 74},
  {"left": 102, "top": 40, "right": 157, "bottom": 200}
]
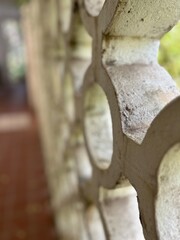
[
  {"left": 105, "top": 0, "right": 180, "bottom": 38},
  {"left": 105, "top": 64, "right": 179, "bottom": 143}
]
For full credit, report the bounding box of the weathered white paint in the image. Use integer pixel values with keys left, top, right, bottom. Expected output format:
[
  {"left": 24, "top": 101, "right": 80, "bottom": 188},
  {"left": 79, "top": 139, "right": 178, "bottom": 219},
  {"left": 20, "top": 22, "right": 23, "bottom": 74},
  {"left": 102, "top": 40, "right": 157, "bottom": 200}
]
[
  {"left": 105, "top": 64, "right": 180, "bottom": 143},
  {"left": 105, "top": 0, "right": 180, "bottom": 38},
  {"left": 102, "top": 37, "right": 159, "bottom": 66}
]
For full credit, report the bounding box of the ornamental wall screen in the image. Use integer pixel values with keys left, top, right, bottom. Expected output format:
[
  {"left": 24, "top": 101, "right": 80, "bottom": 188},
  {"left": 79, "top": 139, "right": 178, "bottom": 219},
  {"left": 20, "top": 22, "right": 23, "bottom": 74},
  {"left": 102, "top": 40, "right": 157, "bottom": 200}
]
[{"left": 23, "top": 0, "right": 180, "bottom": 239}]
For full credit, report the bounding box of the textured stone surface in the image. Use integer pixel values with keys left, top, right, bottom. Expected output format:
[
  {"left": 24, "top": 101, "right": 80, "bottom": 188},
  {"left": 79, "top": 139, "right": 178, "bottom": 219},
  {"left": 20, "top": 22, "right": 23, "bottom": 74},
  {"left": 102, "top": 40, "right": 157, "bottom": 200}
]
[{"left": 105, "top": 0, "right": 180, "bottom": 38}]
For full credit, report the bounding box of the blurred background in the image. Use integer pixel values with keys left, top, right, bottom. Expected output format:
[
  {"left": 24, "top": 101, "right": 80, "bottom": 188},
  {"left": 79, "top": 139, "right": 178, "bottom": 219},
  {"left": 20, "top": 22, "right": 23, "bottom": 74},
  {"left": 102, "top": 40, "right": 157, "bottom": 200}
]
[
  {"left": 159, "top": 21, "right": 180, "bottom": 88},
  {"left": 0, "top": 0, "right": 179, "bottom": 239},
  {"left": 0, "top": 1, "right": 58, "bottom": 240}
]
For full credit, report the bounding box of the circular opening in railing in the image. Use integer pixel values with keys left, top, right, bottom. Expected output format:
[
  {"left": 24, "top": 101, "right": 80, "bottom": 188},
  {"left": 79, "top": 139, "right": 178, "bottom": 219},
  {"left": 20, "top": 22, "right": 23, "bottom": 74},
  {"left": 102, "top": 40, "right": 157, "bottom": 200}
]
[
  {"left": 84, "top": 0, "right": 105, "bottom": 17},
  {"left": 84, "top": 83, "right": 113, "bottom": 170},
  {"left": 99, "top": 184, "right": 145, "bottom": 240},
  {"left": 156, "top": 143, "right": 180, "bottom": 239},
  {"left": 159, "top": 21, "right": 180, "bottom": 88},
  {"left": 63, "top": 72, "right": 75, "bottom": 123}
]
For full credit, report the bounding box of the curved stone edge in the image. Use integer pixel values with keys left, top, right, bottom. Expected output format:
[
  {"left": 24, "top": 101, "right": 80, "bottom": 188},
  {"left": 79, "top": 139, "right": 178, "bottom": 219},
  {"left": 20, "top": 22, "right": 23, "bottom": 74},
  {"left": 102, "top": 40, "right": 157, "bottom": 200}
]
[{"left": 124, "top": 96, "right": 180, "bottom": 239}]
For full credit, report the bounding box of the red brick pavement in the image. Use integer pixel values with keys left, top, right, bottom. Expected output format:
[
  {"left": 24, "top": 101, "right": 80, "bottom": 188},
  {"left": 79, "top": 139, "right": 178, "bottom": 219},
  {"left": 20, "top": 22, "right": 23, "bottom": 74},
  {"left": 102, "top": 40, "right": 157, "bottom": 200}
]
[{"left": 0, "top": 85, "right": 58, "bottom": 240}]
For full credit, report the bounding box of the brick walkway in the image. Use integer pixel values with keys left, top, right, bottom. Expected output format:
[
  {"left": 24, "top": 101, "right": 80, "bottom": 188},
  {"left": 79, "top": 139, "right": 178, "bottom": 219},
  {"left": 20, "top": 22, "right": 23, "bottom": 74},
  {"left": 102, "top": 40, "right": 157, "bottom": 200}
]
[{"left": 0, "top": 85, "right": 58, "bottom": 240}]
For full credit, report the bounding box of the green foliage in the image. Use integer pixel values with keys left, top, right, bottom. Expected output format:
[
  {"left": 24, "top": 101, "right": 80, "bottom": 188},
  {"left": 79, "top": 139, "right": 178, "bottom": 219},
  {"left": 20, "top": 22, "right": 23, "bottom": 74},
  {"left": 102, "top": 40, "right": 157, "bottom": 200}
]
[
  {"left": 16, "top": 0, "right": 30, "bottom": 6},
  {"left": 159, "top": 22, "right": 180, "bottom": 87}
]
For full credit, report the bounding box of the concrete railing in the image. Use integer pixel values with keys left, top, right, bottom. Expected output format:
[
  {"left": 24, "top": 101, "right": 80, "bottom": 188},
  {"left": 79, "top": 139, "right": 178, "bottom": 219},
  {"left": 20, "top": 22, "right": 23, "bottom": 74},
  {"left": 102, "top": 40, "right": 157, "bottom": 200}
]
[{"left": 22, "top": 0, "right": 180, "bottom": 239}]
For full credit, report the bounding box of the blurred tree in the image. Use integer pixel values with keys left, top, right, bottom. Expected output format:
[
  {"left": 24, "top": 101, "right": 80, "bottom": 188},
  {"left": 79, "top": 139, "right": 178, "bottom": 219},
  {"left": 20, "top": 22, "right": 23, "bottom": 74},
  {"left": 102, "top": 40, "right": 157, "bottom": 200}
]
[{"left": 159, "top": 22, "right": 180, "bottom": 88}]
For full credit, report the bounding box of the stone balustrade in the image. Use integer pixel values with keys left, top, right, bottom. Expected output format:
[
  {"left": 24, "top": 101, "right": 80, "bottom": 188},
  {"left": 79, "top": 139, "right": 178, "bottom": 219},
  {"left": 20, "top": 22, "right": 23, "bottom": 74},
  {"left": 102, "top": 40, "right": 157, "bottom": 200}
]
[{"left": 22, "top": 0, "right": 180, "bottom": 239}]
